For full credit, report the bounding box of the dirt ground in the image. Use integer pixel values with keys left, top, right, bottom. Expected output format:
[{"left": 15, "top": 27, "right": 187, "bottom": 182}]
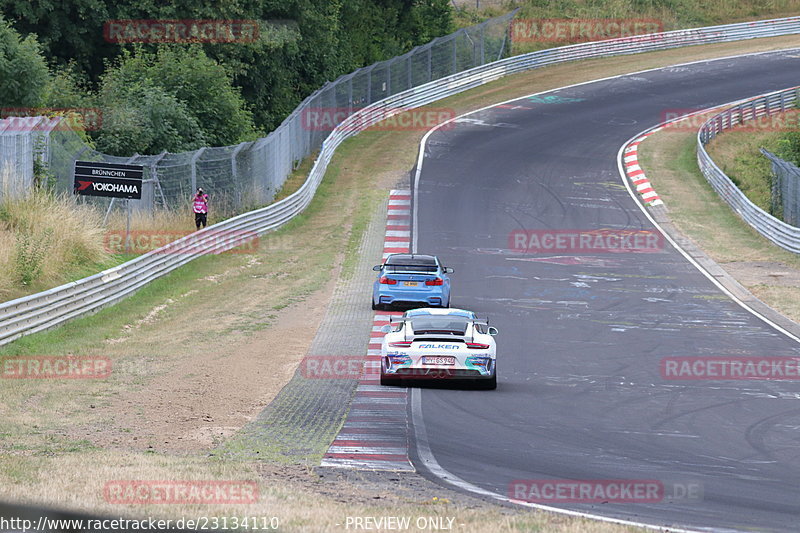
[{"left": 94, "top": 278, "right": 337, "bottom": 452}]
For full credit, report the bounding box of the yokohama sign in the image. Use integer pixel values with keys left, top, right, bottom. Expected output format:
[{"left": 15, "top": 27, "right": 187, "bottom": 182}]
[{"left": 73, "top": 161, "right": 144, "bottom": 199}]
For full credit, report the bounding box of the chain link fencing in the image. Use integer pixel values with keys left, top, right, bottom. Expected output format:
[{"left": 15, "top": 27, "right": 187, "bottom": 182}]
[
  {"left": 698, "top": 85, "right": 800, "bottom": 254},
  {"left": 5, "top": 15, "right": 800, "bottom": 345},
  {"left": 42, "top": 11, "right": 517, "bottom": 218},
  {"left": 0, "top": 116, "right": 66, "bottom": 202},
  {"left": 762, "top": 148, "right": 800, "bottom": 227}
]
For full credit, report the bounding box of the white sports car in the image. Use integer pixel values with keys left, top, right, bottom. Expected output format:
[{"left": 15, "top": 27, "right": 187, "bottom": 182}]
[{"left": 380, "top": 308, "right": 497, "bottom": 389}]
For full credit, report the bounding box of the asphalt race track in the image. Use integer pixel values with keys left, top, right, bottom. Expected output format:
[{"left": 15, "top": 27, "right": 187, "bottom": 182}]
[{"left": 411, "top": 49, "right": 800, "bottom": 532}]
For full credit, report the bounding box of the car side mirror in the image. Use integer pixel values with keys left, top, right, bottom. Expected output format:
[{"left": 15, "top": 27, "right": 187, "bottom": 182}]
[
  {"left": 487, "top": 327, "right": 498, "bottom": 336},
  {"left": 444, "top": 267, "right": 454, "bottom": 273},
  {"left": 372, "top": 265, "right": 382, "bottom": 271},
  {"left": 380, "top": 325, "right": 391, "bottom": 333}
]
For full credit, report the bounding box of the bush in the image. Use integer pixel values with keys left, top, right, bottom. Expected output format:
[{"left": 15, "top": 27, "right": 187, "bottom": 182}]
[
  {"left": 0, "top": 189, "right": 112, "bottom": 297},
  {"left": 15, "top": 228, "right": 52, "bottom": 285},
  {"left": 96, "top": 47, "right": 258, "bottom": 154},
  {"left": 96, "top": 82, "right": 208, "bottom": 155},
  {"left": 776, "top": 132, "right": 800, "bottom": 167},
  {"left": 0, "top": 15, "right": 49, "bottom": 107}
]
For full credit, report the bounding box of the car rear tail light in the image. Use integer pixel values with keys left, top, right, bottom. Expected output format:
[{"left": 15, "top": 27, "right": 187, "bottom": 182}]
[
  {"left": 389, "top": 341, "right": 412, "bottom": 348},
  {"left": 379, "top": 276, "right": 397, "bottom": 285},
  {"left": 425, "top": 278, "right": 444, "bottom": 286},
  {"left": 466, "top": 342, "right": 490, "bottom": 349}
]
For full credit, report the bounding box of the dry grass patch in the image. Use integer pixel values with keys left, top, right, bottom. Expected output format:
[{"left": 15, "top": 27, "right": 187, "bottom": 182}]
[
  {"left": 0, "top": 452, "right": 643, "bottom": 533},
  {"left": 0, "top": 189, "right": 113, "bottom": 300},
  {"left": 106, "top": 208, "right": 194, "bottom": 234},
  {"left": 456, "top": 0, "right": 800, "bottom": 48}
]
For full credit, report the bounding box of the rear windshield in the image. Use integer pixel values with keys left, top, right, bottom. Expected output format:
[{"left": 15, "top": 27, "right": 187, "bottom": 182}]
[
  {"left": 385, "top": 264, "right": 438, "bottom": 273},
  {"left": 385, "top": 255, "right": 437, "bottom": 273},
  {"left": 410, "top": 317, "right": 468, "bottom": 335},
  {"left": 406, "top": 309, "right": 474, "bottom": 318}
]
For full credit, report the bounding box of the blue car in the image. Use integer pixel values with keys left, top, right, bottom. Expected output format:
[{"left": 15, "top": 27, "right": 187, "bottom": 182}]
[{"left": 372, "top": 254, "right": 453, "bottom": 310}]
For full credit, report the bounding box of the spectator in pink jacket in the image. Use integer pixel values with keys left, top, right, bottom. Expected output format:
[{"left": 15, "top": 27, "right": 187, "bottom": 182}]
[{"left": 192, "top": 188, "right": 209, "bottom": 230}]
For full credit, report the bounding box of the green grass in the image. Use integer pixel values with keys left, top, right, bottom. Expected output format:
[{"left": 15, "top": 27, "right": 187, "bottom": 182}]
[
  {"left": 455, "top": 0, "right": 800, "bottom": 40},
  {"left": 641, "top": 121, "right": 800, "bottom": 266},
  {"left": 641, "top": 131, "right": 775, "bottom": 259},
  {"left": 0, "top": 253, "right": 219, "bottom": 356},
  {"left": 0, "top": 132, "right": 376, "bottom": 357},
  {"left": 704, "top": 106, "right": 800, "bottom": 216}
]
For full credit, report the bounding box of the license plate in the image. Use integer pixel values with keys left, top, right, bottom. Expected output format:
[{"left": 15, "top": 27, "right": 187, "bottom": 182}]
[
  {"left": 424, "top": 356, "right": 455, "bottom": 365},
  {"left": 404, "top": 281, "right": 418, "bottom": 287}
]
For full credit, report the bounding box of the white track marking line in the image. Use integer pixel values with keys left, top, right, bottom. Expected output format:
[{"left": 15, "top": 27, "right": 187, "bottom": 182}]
[
  {"left": 410, "top": 47, "right": 800, "bottom": 531},
  {"left": 410, "top": 389, "right": 700, "bottom": 532}
]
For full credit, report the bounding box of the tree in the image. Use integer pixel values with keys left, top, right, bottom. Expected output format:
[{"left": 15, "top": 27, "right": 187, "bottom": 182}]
[
  {"left": 96, "top": 47, "right": 258, "bottom": 154},
  {"left": 0, "top": 0, "right": 113, "bottom": 80},
  {"left": 1, "top": 0, "right": 455, "bottom": 135},
  {"left": 96, "top": 82, "right": 207, "bottom": 155},
  {"left": 0, "top": 15, "right": 49, "bottom": 107}
]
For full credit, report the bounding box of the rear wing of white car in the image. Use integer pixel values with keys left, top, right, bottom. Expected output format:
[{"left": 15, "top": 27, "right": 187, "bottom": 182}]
[{"left": 382, "top": 316, "right": 497, "bottom": 341}]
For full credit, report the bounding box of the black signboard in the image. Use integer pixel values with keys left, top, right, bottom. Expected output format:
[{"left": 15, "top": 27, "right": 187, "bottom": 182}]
[{"left": 73, "top": 161, "right": 144, "bottom": 199}]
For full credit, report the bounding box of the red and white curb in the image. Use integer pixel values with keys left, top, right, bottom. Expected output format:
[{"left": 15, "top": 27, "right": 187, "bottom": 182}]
[
  {"left": 384, "top": 189, "right": 411, "bottom": 260},
  {"left": 623, "top": 129, "right": 664, "bottom": 207},
  {"left": 321, "top": 190, "right": 414, "bottom": 471}
]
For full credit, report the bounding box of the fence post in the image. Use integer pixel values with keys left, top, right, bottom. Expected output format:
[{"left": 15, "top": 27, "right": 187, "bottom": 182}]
[
  {"left": 497, "top": 9, "right": 519, "bottom": 59},
  {"left": 480, "top": 23, "right": 486, "bottom": 64},
  {"left": 427, "top": 46, "right": 432, "bottom": 81},
  {"left": 791, "top": 160, "right": 798, "bottom": 226},
  {"left": 190, "top": 147, "right": 205, "bottom": 194},
  {"left": 150, "top": 151, "right": 168, "bottom": 210},
  {"left": 232, "top": 142, "right": 248, "bottom": 209},
  {"left": 348, "top": 77, "right": 353, "bottom": 115},
  {"left": 102, "top": 153, "right": 141, "bottom": 226},
  {"left": 367, "top": 69, "right": 372, "bottom": 104},
  {"left": 453, "top": 35, "right": 458, "bottom": 74}
]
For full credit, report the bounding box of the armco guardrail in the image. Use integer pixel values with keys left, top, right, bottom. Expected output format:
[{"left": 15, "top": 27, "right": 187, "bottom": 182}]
[
  {"left": 697, "top": 85, "right": 800, "bottom": 255},
  {"left": 2, "top": 16, "right": 800, "bottom": 346}
]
